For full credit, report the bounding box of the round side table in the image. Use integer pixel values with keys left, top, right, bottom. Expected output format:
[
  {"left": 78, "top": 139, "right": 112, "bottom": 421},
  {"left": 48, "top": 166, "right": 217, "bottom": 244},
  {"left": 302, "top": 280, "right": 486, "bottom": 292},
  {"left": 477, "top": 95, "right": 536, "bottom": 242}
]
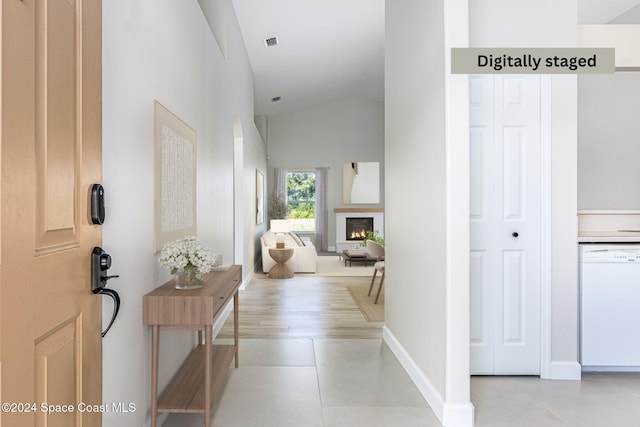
[{"left": 268, "top": 247, "right": 294, "bottom": 279}]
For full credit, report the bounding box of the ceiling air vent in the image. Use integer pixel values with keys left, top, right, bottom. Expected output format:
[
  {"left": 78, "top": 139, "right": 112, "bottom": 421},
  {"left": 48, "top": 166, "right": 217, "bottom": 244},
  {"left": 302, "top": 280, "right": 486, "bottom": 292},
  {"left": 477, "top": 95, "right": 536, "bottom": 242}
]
[
  {"left": 264, "top": 36, "right": 279, "bottom": 47},
  {"left": 271, "top": 96, "right": 281, "bottom": 102}
]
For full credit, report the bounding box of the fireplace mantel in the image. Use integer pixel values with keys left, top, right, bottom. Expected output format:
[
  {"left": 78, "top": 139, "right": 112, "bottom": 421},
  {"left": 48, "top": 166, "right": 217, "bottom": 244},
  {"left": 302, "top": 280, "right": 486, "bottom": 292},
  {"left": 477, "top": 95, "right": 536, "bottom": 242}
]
[{"left": 334, "top": 208, "right": 384, "bottom": 213}]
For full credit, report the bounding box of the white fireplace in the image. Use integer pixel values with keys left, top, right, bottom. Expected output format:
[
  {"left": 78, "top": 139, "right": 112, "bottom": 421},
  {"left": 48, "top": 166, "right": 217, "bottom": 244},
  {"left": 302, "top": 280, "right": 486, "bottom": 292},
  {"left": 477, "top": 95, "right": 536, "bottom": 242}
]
[{"left": 334, "top": 208, "right": 384, "bottom": 253}]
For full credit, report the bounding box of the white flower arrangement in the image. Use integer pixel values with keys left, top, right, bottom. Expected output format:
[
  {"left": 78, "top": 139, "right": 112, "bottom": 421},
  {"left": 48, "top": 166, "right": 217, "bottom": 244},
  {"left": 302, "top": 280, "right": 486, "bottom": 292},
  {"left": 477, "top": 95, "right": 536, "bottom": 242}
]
[{"left": 159, "top": 236, "right": 218, "bottom": 275}]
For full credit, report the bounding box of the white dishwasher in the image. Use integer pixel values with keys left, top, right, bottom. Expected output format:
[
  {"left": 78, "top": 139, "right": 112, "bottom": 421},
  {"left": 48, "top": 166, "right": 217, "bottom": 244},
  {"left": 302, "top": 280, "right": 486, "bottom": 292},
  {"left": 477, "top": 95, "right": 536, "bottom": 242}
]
[{"left": 580, "top": 243, "right": 640, "bottom": 371}]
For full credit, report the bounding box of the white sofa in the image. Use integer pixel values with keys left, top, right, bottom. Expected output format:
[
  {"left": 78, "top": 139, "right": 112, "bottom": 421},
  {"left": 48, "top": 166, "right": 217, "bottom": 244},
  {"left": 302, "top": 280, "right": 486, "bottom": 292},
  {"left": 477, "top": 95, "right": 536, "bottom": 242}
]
[{"left": 261, "top": 231, "right": 317, "bottom": 273}]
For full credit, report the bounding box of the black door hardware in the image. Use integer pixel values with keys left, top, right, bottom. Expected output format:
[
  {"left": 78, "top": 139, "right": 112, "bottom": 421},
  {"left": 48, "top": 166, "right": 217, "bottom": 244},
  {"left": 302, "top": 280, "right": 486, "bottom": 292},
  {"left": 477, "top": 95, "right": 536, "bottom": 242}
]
[
  {"left": 91, "top": 247, "right": 120, "bottom": 337},
  {"left": 90, "top": 184, "right": 105, "bottom": 225}
]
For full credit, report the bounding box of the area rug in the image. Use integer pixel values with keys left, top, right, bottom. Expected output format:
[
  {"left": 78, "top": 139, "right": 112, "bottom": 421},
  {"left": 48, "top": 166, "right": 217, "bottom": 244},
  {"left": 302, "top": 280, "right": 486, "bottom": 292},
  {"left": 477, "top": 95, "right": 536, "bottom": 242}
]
[
  {"left": 313, "top": 255, "right": 374, "bottom": 277},
  {"left": 346, "top": 284, "right": 384, "bottom": 322}
]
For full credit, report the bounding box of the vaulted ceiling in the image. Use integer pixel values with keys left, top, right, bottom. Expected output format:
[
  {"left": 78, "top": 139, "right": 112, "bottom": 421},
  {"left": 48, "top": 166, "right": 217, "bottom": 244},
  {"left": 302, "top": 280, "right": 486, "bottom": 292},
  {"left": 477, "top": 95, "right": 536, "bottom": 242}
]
[
  {"left": 231, "top": 0, "right": 384, "bottom": 117},
  {"left": 229, "top": 0, "right": 640, "bottom": 118}
]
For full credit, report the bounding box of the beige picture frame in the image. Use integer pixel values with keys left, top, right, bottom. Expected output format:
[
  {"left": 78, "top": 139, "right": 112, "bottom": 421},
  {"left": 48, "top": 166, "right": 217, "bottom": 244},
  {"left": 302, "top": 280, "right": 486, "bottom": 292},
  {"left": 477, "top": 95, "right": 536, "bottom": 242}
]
[{"left": 153, "top": 101, "right": 197, "bottom": 252}]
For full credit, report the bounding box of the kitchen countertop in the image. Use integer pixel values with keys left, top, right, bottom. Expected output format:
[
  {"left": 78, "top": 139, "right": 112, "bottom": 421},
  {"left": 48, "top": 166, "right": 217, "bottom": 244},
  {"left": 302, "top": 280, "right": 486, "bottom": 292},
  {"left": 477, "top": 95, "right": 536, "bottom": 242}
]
[
  {"left": 578, "top": 231, "right": 640, "bottom": 243},
  {"left": 578, "top": 210, "right": 640, "bottom": 243}
]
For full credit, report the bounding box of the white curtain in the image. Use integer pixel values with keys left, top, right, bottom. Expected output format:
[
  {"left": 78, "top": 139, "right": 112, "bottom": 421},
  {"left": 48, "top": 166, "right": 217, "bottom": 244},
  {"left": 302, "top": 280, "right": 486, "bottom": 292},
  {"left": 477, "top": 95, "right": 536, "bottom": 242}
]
[
  {"left": 315, "top": 167, "right": 328, "bottom": 252},
  {"left": 274, "top": 167, "right": 287, "bottom": 204}
]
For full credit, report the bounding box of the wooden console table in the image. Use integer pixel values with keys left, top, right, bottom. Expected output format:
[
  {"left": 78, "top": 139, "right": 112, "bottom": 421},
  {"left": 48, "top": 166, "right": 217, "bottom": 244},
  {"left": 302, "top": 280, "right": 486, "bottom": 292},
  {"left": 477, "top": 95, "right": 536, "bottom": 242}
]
[{"left": 143, "top": 265, "right": 242, "bottom": 427}]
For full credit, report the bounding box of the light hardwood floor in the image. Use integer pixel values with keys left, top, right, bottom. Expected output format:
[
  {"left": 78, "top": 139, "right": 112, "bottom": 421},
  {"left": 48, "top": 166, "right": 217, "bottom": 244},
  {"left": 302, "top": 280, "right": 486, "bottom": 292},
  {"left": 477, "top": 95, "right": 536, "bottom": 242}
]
[{"left": 218, "top": 273, "right": 383, "bottom": 339}]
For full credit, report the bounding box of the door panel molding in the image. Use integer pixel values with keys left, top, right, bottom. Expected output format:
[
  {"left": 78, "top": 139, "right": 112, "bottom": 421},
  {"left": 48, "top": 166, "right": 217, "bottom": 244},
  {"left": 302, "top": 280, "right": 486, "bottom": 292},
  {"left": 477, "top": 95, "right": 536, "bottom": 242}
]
[
  {"left": 34, "top": 315, "right": 82, "bottom": 427},
  {"left": 502, "top": 250, "right": 525, "bottom": 344},
  {"left": 502, "top": 126, "right": 525, "bottom": 220},
  {"left": 502, "top": 77, "right": 525, "bottom": 108},
  {"left": 34, "top": 0, "right": 81, "bottom": 255},
  {"left": 470, "top": 250, "right": 488, "bottom": 344},
  {"left": 470, "top": 126, "right": 489, "bottom": 220}
]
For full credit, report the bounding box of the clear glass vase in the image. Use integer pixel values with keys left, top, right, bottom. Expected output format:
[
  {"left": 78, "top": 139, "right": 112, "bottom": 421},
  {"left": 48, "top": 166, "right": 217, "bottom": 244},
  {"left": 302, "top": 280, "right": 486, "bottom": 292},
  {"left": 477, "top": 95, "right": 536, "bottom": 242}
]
[{"left": 174, "top": 268, "right": 203, "bottom": 290}]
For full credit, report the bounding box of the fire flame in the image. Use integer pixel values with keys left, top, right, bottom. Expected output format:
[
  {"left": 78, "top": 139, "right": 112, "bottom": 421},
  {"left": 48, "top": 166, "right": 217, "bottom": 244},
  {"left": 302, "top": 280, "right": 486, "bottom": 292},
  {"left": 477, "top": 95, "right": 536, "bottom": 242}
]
[{"left": 350, "top": 228, "right": 367, "bottom": 239}]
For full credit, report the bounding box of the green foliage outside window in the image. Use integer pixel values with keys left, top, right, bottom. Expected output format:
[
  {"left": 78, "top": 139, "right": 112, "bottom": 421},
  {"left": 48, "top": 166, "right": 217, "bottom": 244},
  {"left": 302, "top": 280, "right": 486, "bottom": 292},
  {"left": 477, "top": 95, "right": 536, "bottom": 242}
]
[
  {"left": 288, "top": 202, "right": 315, "bottom": 218},
  {"left": 287, "top": 171, "right": 316, "bottom": 219}
]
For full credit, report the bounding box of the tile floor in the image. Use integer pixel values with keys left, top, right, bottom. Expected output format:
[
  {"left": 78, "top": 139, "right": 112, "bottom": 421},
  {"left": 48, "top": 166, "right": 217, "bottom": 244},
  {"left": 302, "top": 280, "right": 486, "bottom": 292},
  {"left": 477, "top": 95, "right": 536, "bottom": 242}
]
[
  {"left": 162, "top": 338, "right": 640, "bottom": 427},
  {"left": 163, "top": 338, "right": 439, "bottom": 427},
  {"left": 162, "top": 272, "right": 640, "bottom": 427},
  {"left": 472, "top": 372, "right": 640, "bottom": 427}
]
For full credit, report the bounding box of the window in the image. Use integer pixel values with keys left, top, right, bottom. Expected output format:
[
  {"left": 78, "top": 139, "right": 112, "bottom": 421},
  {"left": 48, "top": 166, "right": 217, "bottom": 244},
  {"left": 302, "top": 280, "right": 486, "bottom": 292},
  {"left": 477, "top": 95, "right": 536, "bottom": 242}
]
[{"left": 287, "top": 170, "right": 315, "bottom": 232}]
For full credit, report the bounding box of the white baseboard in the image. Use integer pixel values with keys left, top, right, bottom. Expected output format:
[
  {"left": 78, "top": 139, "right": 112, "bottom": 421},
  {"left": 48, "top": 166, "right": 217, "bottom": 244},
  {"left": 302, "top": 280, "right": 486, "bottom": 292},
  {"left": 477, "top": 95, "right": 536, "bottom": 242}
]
[
  {"left": 443, "top": 403, "right": 475, "bottom": 427},
  {"left": 328, "top": 245, "right": 336, "bottom": 252},
  {"left": 383, "top": 326, "right": 474, "bottom": 427},
  {"left": 547, "top": 361, "right": 582, "bottom": 380},
  {"left": 212, "top": 301, "right": 234, "bottom": 338},
  {"left": 242, "top": 264, "right": 256, "bottom": 290},
  {"left": 212, "top": 264, "right": 255, "bottom": 337},
  {"left": 383, "top": 326, "right": 445, "bottom": 421},
  {"left": 582, "top": 366, "right": 640, "bottom": 372}
]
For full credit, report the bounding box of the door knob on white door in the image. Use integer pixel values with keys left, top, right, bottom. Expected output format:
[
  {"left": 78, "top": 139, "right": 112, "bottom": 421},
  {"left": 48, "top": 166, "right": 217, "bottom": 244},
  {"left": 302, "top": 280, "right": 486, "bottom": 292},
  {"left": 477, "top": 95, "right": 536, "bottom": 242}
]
[{"left": 512, "top": 232, "right": 519, "bottom": 238}]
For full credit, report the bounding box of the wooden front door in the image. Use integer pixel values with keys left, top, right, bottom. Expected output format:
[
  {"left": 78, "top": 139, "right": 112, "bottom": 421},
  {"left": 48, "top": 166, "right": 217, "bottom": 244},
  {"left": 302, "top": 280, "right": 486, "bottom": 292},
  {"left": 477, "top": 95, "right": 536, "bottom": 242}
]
[{"left": 1, "top": 0, "right": 103, "bottom": 426}]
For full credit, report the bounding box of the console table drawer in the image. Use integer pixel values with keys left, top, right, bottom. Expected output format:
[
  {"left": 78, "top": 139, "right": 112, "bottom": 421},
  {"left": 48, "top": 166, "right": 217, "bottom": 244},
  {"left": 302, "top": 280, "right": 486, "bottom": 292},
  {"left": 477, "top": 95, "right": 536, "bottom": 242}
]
[{"left": 143, "top": 266, "right": 241, "bottom": 326}]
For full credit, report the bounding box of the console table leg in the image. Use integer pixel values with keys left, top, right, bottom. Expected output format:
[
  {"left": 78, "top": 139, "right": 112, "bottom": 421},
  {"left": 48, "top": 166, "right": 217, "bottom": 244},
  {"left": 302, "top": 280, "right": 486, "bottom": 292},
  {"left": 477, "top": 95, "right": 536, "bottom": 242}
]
[
  {"left": 234, "top": 291, "right": 239, "bottom": 368},
  {"left": 151, "top": 325, "right": 159, "bottom": 427},
  {"left": 204, "top": 325, "right": 212, "bottom": 427}
]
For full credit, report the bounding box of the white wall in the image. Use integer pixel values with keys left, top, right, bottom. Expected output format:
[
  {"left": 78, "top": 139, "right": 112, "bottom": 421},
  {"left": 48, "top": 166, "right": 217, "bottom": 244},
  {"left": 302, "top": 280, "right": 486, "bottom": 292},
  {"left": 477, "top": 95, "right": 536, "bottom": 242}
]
[
  {"left": 470, "top": 0, "right": 580, "bottom": 378},
  {"left": 386, "top": 0, "right": 447, "bottom": 393},
  {"left": 385, "top": 1, "right": 579, "bottom": 425},
  {"left": 578, "top": 72, "right": 640, "bottom": 209},
  {"left": 102, "top": 1, "right": 265, "bottom": 425},
  {"left": 266, "top": 97, "right": 384, "bottom": 248},
  {"left": 243, "top": 123, "right": 269, "bottom": 271},
  {"left": 385, "top": 1, "right": 474, "bottom": 426}
]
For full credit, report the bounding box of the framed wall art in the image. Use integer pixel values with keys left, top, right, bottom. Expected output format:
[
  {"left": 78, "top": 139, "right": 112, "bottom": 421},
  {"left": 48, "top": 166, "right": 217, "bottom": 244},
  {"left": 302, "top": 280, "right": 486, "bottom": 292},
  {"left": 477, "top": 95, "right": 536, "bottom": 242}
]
[
  {"left": 154, "top": 101, "right": 197, "bottom": 252},
  {"left": 256, "top": 169, "right": 264, "bottom": 225}
]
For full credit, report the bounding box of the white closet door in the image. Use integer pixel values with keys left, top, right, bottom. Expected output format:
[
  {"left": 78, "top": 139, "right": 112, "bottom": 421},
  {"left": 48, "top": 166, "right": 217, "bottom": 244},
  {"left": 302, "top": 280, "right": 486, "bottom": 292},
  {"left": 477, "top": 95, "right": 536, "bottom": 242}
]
[{"left": 470, "top": 75, "right": 541, "bottom": 375}]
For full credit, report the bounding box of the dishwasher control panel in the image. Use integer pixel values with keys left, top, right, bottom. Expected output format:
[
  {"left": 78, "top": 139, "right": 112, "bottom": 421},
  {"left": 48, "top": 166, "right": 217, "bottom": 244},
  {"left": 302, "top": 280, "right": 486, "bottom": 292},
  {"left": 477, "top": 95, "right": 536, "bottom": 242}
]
[{"left": 581, "top": 246, "right": 640, "bottom": 263}]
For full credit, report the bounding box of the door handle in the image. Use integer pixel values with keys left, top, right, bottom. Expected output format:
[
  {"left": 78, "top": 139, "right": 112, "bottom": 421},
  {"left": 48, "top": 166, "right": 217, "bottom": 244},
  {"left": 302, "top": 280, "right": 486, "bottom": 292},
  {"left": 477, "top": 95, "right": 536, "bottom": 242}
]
[
  {"left": 512, "top": 232, "right": 519, "bottom": 238},
  {"left": 96, "top": 287, "right": 120, "bottom": 338},
  {"left": 91, "top": 247, "right": 121, "bottom": 337}
]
